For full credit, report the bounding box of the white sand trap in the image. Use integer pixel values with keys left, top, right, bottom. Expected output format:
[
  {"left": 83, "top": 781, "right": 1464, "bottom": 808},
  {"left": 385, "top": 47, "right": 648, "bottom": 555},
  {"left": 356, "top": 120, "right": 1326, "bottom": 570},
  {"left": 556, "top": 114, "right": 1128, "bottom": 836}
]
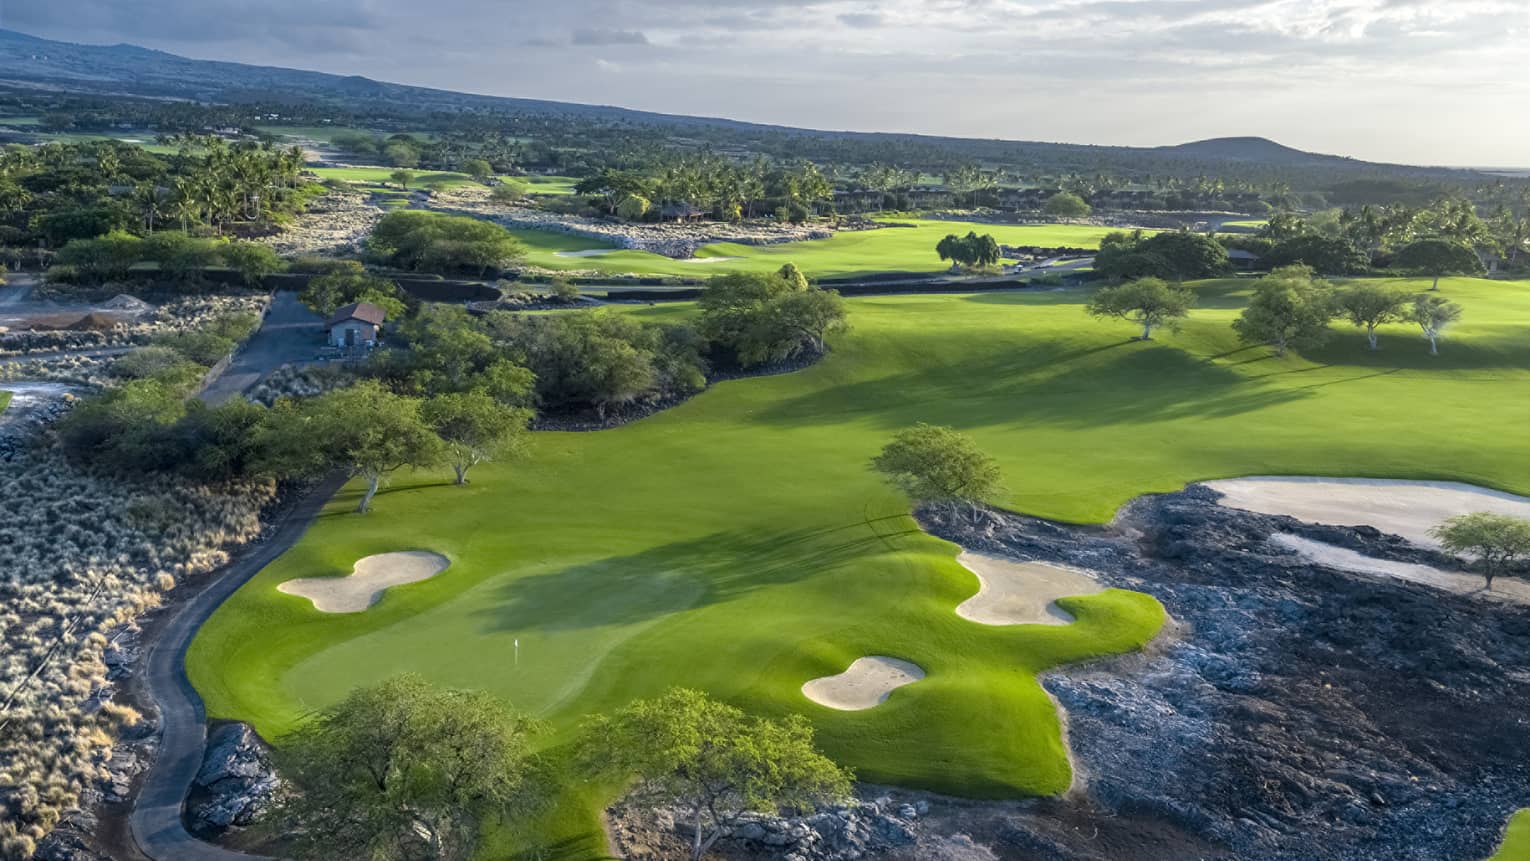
[
  {"left": 1273, "top": 533, "right": 1530, "bottom": 605},
  {"left": 802, "top": 656, "right": 924, "bottom": 711},
  {"left": 554, "top": 249, "right": 618, "bottom": 257},
  {"left": 955, "top": 552, "right": 1105, "bottom": 626},
  {"left": 1204, "top": 477, "right": 1530, "bottom": 549},
  {"left": 278, "top": 551, "right": 450, "bottom": 613},
  {"left": 677, "top": 256, "right": 742, "bottom": 264}
]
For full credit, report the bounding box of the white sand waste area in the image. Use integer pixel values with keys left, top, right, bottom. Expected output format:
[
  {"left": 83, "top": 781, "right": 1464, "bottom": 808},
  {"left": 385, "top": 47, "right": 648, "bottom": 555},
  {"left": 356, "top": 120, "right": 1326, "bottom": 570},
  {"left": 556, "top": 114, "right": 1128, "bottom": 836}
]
[
  {"left": 554, "top": 249, "right": 618, "bottom": 257},
  {"left": 278, "top": 551, "right": 450, "bottom": 613},
  {"left": 677, "top": 256, "right": 743, "bottom": 264},
  {"left": 955, "top": 552, "right": 1104, "bottom": 626},
  {"left": 1273, "top": 533, "right": 1530, "bottom": 605},
  {"left": 1204, "top": 477, "right": 1530, "bottom": 549},
  {"left": 801, "top": 656, "right": 925, "bottom": 711}
]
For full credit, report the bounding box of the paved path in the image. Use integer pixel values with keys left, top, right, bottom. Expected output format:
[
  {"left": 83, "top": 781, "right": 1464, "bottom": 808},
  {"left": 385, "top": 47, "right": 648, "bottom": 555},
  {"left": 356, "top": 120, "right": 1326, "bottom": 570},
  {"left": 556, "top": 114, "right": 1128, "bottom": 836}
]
[
  {"left": 130, "top": 474, "right": 345, "bottom": 861},
  {"left": 200, "top": 292, "right": 324, "bottom": 406}
]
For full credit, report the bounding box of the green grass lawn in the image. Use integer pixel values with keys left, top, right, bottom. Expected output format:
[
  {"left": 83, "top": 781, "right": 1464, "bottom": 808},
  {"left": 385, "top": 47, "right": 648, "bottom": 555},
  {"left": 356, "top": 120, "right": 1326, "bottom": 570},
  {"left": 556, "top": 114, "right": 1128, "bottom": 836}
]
[
  {"left": 521, "top": 175, "right": 579, "bottom": 195},
  {"left": 311, "top": 165, "right": 579, "bottom": 197},
  {"left": 0, "top": 391, "right": 10, "bottom": 412},
  {"left": 1492, "top": 810, "right": 1530, "bottom": 860},
  {"left": 512, "top": 218, "right": 1128, "bottom": 280},
  {"left": 189, "top": 275, "right": 1530, "bottom": 858}
]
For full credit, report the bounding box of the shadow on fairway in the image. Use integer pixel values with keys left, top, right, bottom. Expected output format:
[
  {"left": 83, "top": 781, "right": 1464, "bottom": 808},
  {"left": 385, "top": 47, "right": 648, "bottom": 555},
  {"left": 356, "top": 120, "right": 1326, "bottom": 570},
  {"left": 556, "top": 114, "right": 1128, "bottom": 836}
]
[{"left": 476, "top": 517, "right": 922, "bottom": 634}]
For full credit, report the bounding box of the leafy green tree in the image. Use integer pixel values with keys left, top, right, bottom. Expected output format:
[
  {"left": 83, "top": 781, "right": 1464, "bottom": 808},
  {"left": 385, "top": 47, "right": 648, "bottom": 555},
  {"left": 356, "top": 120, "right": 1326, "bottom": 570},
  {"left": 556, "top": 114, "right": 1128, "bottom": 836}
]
[
  {"left": 699, "top": 267, "right": 848, "bottom": 367},
  {"left": 1262, "top": 235, "right": 1370, "bottom": 275},
  {"left": 1085, "top": 277, "right": 1196, "bottom": 340},
  {"left": 221, "top": 241, "right": 284, "bottom": 286},
  {"left": 1431, "top": 513, "right": 1530, "bottom": 590},
  {"left": 367, "top": 211, "right": 525, "bottom": 276},
  {"left": 872, "top": 423, "right": 1003, "bottom": 520},
  {"left": 1096, "top": 231, "right": 1228, "bottom": 281},
  {"left": 935, "top": 232, "right": 1001, "bottom": 270},
  {"left": 390, "top": 169, "right": 415, "bottom": 190},
  {"left": 489, "top": 181, "right": 528, "bottom": 206},
  {"left": 276, "top": 675, "right": 539, "bottom": 861},
  {"left": 615, "top": 192, "right": 651, "bottom": 221},
  {"left": 463, "top": 158, "right": 494, "bottom": 184},
  {"left": 141, "top": 231, "right": 225, "bottom": 284},
  {"left": 1335, "top": 283, "right": 1410, "bottom": 350},
  {"left": 1044, "top": 192, "right": 1092, "bottom": 218},
  {"left": 1393, "top": 239, "right": 1484, "bottom": 290},
  {"left": 260, "top": 381, "right": 442, "bottom": 513},
  {"left": 421, "top": 391, "right": 533, "bottom": 485},
  {"left": 385, "top": 143, "right": 420, "bottom": 169},
  {"left": 53, "top": 231, "right": 143, "bottom": 283},
  {"left": 1407, "top": 293, "right": 1463, "bottom": 356},
  {"left": 582, "top": 688, "right": 851, "bottom": 861},
  {"left": 300, "top": 272, "right": 408, "bottom": 318},
  {"left": 1231, "top": 265, "right": 1335, "bottom": 357}
]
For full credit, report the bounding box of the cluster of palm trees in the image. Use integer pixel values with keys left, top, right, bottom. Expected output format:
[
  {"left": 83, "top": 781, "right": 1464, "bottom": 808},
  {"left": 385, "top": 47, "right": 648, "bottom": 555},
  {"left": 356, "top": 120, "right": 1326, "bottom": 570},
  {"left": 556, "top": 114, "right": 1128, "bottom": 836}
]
[
  {"left": 1265, "top": 198, "right": 1529, "bottom": 266},
  {"left": 577, "top": 154, "right": 833, "bottom": 222},
  {"left": 157, "top": 135, "right": 307, "bottom": 232}
]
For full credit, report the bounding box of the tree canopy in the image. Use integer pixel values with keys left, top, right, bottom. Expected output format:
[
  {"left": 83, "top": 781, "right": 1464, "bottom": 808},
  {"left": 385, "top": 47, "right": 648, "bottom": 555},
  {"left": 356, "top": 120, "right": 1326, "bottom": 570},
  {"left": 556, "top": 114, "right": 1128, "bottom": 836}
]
[
  {"left": 421, "top": 390, "right": 532, "bottom": 486},
  {"left": 1335, "top": 283, "right": 1410, "bottom": 350},
  {"left": 1085, "top": 277, "right": 1196, "bottom": 340},
  {"left": 935, "top": 231, "right": 1002, "bottom": 270},
  {"left": 1044, "top": 192, "right": 1092, "bottom": 217},
  {"left": 1394, "top": 239, "right": 1484, "bottom": 290},
  {"left": 367, "top": 210, "right": 525, "bottom": 276},
  {"left": 276, "top": 675, "right": 539, "bottom": 861},
  {"left": 872, "top": 423, "right": 1003, "bottom": 519},
  {"left": 698, "top": 266, "right": 848, "bottom": 367},
  {"left": 1431, "top": 513, "right": 1530, "bottom": 590},
  {"left": 1095, "top": 230, "right": 1228, "bottom": 281},
  {"left": 1231, "top": 265, "right": 1335, "bottom": 357},
  {"left": 1261, "top": 235, "right": 1370, "bottom": 275},
  {"left": 1407, "top": 293, "right": 1463, "bottom": 356},
  {"left": 582, "top": 688, "right": 851, "bottom": 861}
]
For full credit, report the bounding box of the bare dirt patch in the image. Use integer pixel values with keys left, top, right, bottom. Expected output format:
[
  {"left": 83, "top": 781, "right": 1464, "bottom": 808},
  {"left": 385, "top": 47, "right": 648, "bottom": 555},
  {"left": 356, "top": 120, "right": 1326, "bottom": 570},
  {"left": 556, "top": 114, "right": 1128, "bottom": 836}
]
[
  {"left": 277, "top": 550, "right": 449, "bottom": 613},
  {"left": 1204, "top": 476, "right": 1530, "bottom": 548},
  {"left": 955, "top": 551, "right": 1103, "bottom": 626},
  {"left": 802, "top": 656, "right": 925, "bottom": 711}
]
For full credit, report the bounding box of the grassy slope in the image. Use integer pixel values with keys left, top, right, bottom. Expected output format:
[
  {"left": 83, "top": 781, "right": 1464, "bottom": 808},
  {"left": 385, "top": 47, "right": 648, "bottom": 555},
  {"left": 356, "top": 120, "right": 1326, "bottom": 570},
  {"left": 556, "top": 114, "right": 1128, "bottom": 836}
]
[
  {"left": 310, "top": 165, "right": 579, "bottom": 195},
  {"left": 0, "top": 391, "right": 10, "bottom": 412},
  {"left": 1492, "top": 811, "right": 1530, "bottom": 860},
  {"left": 512, "top": 219, "right": 1132, "bottom": 279},
  {"left": 189, "top": 275, "right": 1530, "bottom": 857}
]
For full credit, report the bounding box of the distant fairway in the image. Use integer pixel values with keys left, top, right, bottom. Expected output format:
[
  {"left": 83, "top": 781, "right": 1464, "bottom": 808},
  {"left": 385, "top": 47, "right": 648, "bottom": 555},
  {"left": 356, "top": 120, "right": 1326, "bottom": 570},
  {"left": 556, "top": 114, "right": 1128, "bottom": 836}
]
[
  {"left": 510, "top": 218, "right": 1130, "bottom": 279},
  {"left": 310, "top": 165, "right": 580, "bottom": 196},
  {"left": 189, "top": 275, "right": 1530, "bottom": 858},
  {"left": 1493, "top": 811, "right": 1530, "bottom": 860}
]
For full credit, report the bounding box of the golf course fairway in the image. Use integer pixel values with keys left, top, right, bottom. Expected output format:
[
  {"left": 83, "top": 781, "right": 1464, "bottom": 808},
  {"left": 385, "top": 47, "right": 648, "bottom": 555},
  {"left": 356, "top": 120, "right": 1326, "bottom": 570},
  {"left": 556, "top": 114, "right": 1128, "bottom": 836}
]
[{"left": 188, "top": 275, "right": 1530, "bottom": 858}]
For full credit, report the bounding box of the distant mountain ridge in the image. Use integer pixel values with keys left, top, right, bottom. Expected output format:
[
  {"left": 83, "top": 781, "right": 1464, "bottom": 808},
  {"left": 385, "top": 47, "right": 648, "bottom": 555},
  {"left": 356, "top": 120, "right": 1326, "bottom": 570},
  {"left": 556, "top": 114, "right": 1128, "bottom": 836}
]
[{"left": 0, "top": 28, "right": 1481, "bottom": 178}]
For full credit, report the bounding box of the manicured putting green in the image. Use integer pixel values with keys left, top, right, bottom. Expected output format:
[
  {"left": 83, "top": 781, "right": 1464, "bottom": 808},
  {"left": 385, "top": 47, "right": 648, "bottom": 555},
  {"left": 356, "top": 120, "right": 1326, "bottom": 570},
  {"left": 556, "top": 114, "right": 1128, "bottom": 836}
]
[
  {"left": 511, "top": 218, "right": 1134, "bottom": 279},
  {"left": 0, "top": 391, "right": 11, "bottom": 412},
  {"left": 190, "top": 276, "right": 1530, "bottom": 858}
]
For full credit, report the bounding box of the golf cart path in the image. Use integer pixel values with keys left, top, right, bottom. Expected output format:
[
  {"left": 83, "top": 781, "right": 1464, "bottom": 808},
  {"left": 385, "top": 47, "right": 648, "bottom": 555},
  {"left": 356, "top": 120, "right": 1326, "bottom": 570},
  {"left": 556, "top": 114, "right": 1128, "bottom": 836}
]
[
  {"left": 199, "top": 291, "right": 324, "bottom": 406},
  {"left": 130, "top": 474, "right": 345, "bottom": 861}
]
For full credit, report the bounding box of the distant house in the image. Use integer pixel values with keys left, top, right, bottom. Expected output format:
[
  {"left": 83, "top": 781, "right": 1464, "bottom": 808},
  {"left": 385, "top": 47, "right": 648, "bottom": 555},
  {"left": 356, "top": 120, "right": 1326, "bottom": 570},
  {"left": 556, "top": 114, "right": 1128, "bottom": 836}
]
[
  {"left": 326, "top": 302, "right": 387, "bottom": 349},
  {"left": 1227, "top": 248, "right": 1263, "bottom": 271},
  {"left": 660, "top": 202, "right": 707, "bottom": 222}
]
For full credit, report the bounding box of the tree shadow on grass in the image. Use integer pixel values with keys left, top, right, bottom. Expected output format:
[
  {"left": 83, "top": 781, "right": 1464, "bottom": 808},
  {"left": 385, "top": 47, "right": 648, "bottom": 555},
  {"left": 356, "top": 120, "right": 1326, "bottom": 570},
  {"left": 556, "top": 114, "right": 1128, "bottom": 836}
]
[
  {"left": 474, "top": 516, "right": 922, "bottom": 635},
  {"left": 757, "top": 334, "right": 1311, "bottom": 431}
]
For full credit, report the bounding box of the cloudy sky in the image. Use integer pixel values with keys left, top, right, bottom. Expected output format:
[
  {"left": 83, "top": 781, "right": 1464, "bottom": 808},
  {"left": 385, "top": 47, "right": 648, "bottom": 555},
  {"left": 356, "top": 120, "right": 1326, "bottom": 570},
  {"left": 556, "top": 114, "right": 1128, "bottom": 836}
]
[{"left": 6, "top": 0, "right": 1529, "bottom": 166}]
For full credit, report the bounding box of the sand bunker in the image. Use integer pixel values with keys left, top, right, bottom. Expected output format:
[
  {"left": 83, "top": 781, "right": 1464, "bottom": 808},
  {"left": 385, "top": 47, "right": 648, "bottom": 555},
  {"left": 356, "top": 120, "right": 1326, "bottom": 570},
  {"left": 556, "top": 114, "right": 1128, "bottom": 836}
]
[
  {"left": 801, "top": 656, "right": 924, "bottom": 711},
  {"left": 278, "top": 551, "right": 450, "bottom": 613},
  {"left": 955, "top": 551, "right": 1104, "bottom": 626},
  {"left": 1273, "top": 533, "right": 1530, "bottom": 605},
  {"left": 554, "top": 249, "right": 618, "bottom": 257},
  {"left": 677, "top": 256, "right": 743, "bottom": 264},
  {"left": 1204, "top": 477, "right": 1530, "bottom": 549}
]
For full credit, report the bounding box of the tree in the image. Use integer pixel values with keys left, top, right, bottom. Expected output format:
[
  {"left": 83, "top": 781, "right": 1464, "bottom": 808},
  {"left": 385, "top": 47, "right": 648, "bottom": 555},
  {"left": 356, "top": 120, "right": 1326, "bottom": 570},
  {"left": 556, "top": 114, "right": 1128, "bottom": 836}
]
[
  {"left": 221, "top": 241, "right": 284, "bottom": 286},
  {"left": 582, "top": 688, "right": 851, "bottom": 861},
  {"left": 1407, "top": 293, "right": 1463, "bottom": 356},
  {"left": 1431, "top": 513, "right": 1530, "bottom": 590},
  {"left": 1231, "top": 265, "right": 1335, "bottom": 357},
  {"left": 871, "top": 423, "right": 1003, "bottom": 520},
  {"left": 421, "top": 391, "right": 533, "bottom": 486},
  {"left": 699, "top": 267, "right": 848, "bottom": 367},
  {"left": 300, "top": 272, "right": 408, "bottom": 318},
  {"left": 385, "top": 143, "right": 420, "bottom": 169},
  {"left": 462, "top": 158, "right": 494, "bottom": 184},
  {"left": 1085, "top": 277, "right": 1196, "bottom": 340},
  {"left": 489, "top": 181, "right": 528, "bottom": 206},
  {"left": 367, "top": 211, "right": 524, "bottom": 276},
  {"left": 390, "top": 169, "right": 416, "bottom": 190},
  {"left": 1095, "top": 231, "right": 1228, "bottom": 281},
  {"left": 1262, "top": 235, "right": 1370, "bottom": 275},
  {"left": 1393, "top": 239, "right": 1484, "bottom": 290},
  {"left": 1335, "top": 283, "right": 1409, "bottom": 350},
  {"left": 261, "top": 381, "right": 442, "bottom": 513},
  {"left": 1044, "top": 192, "right": 1092, "bottom": 218},
  {"left": 935, "top": 232, "right": 1001, "bottom": 270},
  {"left": 276, "top": 675, "right": 538, "bottom": 861}
]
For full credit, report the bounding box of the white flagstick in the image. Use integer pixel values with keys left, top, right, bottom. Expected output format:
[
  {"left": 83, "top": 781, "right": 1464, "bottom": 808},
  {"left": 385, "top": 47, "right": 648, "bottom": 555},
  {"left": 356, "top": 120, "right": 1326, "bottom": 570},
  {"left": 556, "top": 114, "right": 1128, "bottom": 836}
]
[{"left": 514, "top": 638, "right": 519, "bottom": 667}]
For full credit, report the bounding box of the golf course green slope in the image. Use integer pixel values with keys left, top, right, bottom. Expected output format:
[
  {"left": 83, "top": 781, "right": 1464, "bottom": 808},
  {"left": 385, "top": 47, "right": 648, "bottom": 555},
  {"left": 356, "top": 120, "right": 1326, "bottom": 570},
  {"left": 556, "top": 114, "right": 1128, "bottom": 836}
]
[
  {"left": 509, "top": 218, "right": 1129, "bottom": 279},
  {"left": 1492, "top": 810, "right": 1530, "bottom": 860},
  {"left": 189, "top": 275, "right": 1530, "bottom": 857}
]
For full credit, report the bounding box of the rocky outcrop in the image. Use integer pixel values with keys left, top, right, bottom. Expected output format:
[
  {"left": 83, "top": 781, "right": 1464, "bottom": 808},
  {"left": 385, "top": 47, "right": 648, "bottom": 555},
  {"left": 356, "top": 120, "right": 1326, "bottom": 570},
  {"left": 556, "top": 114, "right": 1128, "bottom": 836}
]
[
  {"left": 188, "top": 723, "right": 280, "bottom": 834},
  {"left": 924, "top": 485, "right": 1530, "bottom": 861}
]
